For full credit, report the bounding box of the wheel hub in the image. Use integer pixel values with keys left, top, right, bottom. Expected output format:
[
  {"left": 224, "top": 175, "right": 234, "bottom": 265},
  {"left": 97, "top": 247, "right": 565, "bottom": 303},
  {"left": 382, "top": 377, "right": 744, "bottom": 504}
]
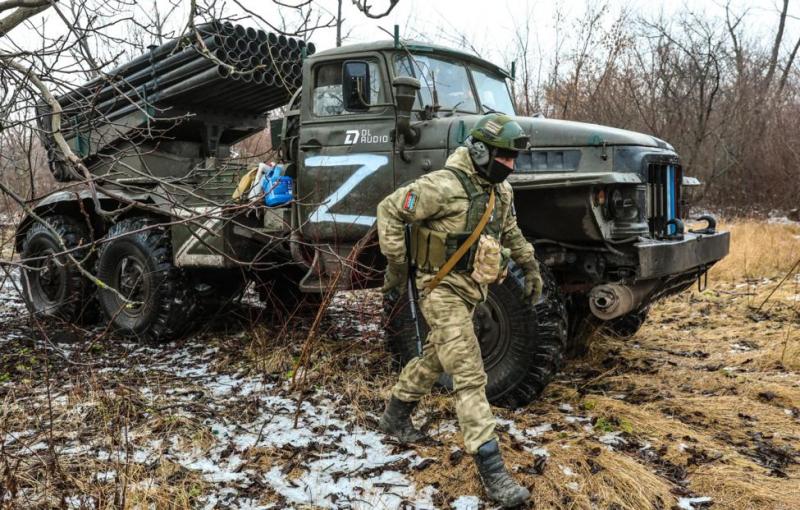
[
  {"left": 116, "top": 256, "right": 147, "bottom": 315},
  {"left": 37, "top": 255, "right": 63, "bottom": 301},
  {"left": 473, "top": 295, "right": 511, "bottom": 371}
]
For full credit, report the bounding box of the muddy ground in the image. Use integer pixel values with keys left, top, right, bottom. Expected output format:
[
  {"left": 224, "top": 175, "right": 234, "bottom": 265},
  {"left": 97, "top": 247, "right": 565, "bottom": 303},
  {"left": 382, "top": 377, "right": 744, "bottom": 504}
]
[{"left": 1, "top": 224, "right": 799, "bottom": 509}]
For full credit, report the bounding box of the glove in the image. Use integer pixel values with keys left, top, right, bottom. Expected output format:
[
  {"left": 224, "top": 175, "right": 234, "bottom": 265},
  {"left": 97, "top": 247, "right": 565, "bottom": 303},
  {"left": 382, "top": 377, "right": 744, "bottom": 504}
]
[
  {"left": 525, "top": 271, "right": 544, "bottom": 305},
  {"left": 521, "top": 258, "right": 543, "bottom": 305},
  {"left": 382, "top": 260, "right": 408, "bottom": 295}
]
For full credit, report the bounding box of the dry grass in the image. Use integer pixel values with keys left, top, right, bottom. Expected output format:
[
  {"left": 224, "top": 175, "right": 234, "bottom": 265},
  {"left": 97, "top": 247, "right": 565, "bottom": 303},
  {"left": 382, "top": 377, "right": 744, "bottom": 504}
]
[
  {"left": 406, "top": 220, "right": 800, "bottom": 509},
  {"left": 1, "top": 220, "right": 798, "bottom": 509},
  {"left": 709, "top": 219, "right": 800, "bottom": 281}
]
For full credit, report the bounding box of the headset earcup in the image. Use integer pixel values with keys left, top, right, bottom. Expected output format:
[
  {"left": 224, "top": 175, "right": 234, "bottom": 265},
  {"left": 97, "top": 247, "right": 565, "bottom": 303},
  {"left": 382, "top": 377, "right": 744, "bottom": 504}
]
[{"left": 472, "top": 141, "right": 490, "bottom": 166}]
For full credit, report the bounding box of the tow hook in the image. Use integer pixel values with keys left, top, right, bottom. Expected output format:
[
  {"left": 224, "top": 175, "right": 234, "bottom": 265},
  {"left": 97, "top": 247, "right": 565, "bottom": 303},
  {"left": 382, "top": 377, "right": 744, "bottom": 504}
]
[
  {"left": 665, "top": 218, "right": 685, "bottom": 240},
  {"left": 689, "top": 215, "right": 717, "bottom": 235}
]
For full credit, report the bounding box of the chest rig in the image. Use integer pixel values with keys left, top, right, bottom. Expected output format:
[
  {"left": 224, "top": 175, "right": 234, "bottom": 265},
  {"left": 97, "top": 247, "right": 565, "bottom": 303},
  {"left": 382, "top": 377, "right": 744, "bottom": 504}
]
[{"left": 410, "top": 167, "right": 504, "bottom": 274}]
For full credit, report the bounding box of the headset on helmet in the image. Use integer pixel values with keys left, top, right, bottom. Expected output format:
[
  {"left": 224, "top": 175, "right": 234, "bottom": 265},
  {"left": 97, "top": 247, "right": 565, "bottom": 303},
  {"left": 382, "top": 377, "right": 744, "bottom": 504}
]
[
  {"left": 465, "top": 114, "right": 530, "bottom": 183},
  {"left": 465, "top": 137, "right": 491, "bottom": 166}
]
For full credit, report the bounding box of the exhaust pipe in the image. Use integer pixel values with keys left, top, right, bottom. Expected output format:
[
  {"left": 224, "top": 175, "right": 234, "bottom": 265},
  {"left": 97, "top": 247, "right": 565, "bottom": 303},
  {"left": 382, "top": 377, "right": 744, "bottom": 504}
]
[{"left": 588, "top": 281, "right": 658, "bottom": 321}]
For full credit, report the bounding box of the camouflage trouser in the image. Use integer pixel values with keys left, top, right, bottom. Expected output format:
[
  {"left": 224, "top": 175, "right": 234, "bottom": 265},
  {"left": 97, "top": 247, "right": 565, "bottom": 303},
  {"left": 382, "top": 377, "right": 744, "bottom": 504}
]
[{"left": 392, "top": 285, "right": 497, "bottom": 454}]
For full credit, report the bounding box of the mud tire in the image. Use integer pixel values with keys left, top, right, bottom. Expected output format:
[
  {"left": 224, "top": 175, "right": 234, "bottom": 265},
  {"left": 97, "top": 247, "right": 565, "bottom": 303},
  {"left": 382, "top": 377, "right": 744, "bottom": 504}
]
[
  {"left": 383, "top": 261, "right": 567, "bottom": 409},
  {"left": 96, "top": 218, "right": 195, "bottom": 341},
  {"left": 20, "top": 215, "right": 96, "bottom": 322},
  {"left": 565, "top": 295, "right": 601, "bottom": 358},
  {"left": 603, "top": 307, "right": 650, "bottom": 339}
]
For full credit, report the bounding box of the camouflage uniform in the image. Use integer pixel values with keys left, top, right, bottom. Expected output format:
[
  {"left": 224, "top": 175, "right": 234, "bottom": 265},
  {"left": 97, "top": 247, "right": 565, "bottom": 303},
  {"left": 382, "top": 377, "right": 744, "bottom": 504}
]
[{"left": 377, "top": 146, "right": 536, "bottom": 454}]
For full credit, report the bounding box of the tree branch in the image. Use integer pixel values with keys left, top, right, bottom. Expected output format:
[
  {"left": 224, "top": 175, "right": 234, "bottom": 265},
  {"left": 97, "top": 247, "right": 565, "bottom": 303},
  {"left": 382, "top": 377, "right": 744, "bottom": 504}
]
[
  {"left": 0, "top": 1, "right": 51, "bottom": 37},
  {"left": 764, "top": 0, "right": 788, "bottom": 92},
  {"left": 351, "top": 0, "right": 399, "bottom": 19},
  {"left": 777, "top": 35, "right": 800, "bottom": 96},
  {"left": 0, "top": 0, "right": 50, "bottom": 12}
]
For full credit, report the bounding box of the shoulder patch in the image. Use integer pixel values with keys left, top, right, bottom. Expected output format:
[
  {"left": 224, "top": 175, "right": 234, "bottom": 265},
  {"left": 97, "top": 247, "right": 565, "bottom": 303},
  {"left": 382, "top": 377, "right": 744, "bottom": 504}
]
[{"left": 403, "top": 190, "right": 418, "bottom": 211}]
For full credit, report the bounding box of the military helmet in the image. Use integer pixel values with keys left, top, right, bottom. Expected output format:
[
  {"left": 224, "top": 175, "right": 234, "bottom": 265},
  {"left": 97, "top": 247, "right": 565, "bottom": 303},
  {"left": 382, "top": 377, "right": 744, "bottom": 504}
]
[{"left": 469, "top": 113, "right": 529, "bottom": 152}]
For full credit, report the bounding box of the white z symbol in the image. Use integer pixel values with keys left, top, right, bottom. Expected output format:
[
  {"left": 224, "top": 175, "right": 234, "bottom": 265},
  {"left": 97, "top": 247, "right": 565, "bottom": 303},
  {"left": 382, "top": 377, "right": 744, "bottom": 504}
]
[{"left": 306, "top": 154, "right": 389, "bottom": 226}]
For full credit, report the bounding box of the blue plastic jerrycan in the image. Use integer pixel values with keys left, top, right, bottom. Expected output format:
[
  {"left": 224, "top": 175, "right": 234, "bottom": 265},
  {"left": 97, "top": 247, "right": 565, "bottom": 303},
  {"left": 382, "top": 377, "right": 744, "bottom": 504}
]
[{"left": 262, "top": 164, "right": 293, "bottom": 207}]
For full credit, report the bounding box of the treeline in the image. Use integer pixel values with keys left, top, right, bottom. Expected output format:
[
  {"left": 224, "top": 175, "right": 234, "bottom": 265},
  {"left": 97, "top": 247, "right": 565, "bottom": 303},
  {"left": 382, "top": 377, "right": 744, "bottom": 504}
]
[{"left": 510, "top": 2, "right": 800, "bottom": 213}]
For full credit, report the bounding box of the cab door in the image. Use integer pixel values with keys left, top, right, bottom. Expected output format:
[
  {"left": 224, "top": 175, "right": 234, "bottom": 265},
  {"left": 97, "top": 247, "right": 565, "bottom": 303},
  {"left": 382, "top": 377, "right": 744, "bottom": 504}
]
[{"left": 297, "top": 53, "right": 394, "bottom": 246}]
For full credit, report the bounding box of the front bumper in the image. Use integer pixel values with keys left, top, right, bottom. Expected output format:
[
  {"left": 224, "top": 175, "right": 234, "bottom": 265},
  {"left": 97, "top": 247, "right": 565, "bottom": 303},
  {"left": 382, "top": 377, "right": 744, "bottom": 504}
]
[{"left": 636, "top": 231, "right": 730, "bottom": 280}]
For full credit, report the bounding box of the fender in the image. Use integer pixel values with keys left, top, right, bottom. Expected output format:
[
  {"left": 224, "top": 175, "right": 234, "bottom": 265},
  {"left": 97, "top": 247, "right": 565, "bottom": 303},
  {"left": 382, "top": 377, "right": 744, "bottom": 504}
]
[{"left": 13, "top": 189, "right": 162, "bottom": 252}]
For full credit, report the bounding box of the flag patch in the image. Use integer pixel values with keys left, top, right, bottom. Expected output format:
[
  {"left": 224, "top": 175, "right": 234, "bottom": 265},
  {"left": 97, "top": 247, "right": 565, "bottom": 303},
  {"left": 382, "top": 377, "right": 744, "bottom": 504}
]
[{"left": 403, "top": 191, "right": 418, "bottom": 211}]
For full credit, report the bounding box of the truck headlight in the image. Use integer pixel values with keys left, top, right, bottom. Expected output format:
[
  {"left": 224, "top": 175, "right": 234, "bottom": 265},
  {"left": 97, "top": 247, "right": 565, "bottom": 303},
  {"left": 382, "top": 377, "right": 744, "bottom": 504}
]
[{"left": 608, "top": 187, "right": 640, "bottom": 221}]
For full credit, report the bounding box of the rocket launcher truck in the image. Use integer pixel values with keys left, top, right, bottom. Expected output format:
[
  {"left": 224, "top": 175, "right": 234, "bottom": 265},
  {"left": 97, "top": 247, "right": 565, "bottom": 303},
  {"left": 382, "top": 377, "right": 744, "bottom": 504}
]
[{"left": 16, "top": 21, "right": 729, "bottom": 408}]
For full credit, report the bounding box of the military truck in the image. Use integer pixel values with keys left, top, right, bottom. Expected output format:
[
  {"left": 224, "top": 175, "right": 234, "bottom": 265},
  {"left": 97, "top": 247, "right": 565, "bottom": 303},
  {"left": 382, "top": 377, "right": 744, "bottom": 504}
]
[{"left": 16, "top": 23, "right": 729, "bottom": 407}]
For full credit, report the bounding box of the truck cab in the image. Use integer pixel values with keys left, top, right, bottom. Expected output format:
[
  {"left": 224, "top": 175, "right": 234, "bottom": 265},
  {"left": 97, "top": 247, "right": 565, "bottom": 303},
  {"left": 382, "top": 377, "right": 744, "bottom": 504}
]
[{"left": 282, "top": 41, "right": 729, "bottom": 304}]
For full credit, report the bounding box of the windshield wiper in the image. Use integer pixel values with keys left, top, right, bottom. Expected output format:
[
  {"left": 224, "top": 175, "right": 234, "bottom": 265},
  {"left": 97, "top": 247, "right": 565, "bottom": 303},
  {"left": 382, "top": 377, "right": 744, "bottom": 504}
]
[
  {"left": 445, "top": 100, "right": 465, "bottom": 117},
  {"left": 481, "top": 103, "right": 505, "bottom": 115}
]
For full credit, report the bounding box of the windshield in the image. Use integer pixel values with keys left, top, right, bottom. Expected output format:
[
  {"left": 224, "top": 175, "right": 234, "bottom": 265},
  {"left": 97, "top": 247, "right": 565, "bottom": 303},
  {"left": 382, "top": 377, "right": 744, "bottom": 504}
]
[
  {"left": 471, "top": 66, "right": 515, "bottom": 114},
  {"left": 394, "top": 54, "right": 477, "bottom": 112}
]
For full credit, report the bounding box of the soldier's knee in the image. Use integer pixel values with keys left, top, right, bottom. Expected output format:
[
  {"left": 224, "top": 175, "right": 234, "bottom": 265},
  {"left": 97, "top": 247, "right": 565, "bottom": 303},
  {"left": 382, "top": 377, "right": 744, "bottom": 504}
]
[{"left": 451, "top": 370, "right": 488, "bottom": 393}]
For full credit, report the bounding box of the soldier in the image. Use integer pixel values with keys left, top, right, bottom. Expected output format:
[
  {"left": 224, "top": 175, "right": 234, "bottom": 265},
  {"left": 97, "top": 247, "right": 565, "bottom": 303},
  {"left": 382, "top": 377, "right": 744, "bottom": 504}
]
[{"left": 376, "top": 113, "right": 543, "bottom": 508}]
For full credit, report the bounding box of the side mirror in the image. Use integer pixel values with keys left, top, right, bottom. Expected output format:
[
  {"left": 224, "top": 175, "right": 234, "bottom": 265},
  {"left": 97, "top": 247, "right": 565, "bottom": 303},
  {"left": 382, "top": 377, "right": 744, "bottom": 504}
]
[
  {"left": 342, "top": 60, "right": 371, "bottom": 112},
  {"left": 393, "top": 76, "right": 421, "bottom": 147}
]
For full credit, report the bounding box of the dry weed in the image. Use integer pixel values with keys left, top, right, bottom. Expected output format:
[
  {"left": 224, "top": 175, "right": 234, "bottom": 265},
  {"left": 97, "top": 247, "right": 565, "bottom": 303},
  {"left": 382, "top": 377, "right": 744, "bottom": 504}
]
[
  {"left": 2, "top": 220, "right": 799, "bottom": 508},
  {"left": 710, "top": 220, "right": 800, "bottom": 281}
]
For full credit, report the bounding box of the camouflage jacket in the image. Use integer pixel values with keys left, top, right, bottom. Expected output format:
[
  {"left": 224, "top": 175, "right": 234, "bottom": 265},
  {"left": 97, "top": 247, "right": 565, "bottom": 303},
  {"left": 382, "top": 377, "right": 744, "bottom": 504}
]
[{"left": 377, "top": 147, "right": 536, "bottom": 304}]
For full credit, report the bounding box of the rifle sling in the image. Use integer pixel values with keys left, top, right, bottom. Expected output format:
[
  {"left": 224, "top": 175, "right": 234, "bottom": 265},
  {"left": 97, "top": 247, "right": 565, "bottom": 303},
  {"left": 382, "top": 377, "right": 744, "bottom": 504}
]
[{"left": 423, "top": 189, "right": 495, "bottom": 294}]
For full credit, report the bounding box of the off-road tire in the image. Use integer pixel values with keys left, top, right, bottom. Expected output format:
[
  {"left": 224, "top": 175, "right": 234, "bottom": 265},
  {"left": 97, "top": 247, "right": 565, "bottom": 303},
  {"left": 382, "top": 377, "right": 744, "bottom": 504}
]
[
  {"left": 20, "top": 214, "right": 96, "bottom": 322},
  {"left": 96, "top": 217, "right": 195, "bottom": 341},
  {"left": 383, "top": 261, "right": 568, "bottom": 409},
  {"left": 602, "top": 307, "right": 650, "bottom": 339},
  {"left": 565, "top": 295, "right": 601, "bottom": 358}
]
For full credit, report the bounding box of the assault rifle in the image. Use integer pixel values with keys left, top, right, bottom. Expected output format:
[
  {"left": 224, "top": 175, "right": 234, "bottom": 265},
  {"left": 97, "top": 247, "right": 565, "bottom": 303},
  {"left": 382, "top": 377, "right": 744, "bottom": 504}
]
[{"left": 404, "top": 224, "right": 424, "bottom": 357}]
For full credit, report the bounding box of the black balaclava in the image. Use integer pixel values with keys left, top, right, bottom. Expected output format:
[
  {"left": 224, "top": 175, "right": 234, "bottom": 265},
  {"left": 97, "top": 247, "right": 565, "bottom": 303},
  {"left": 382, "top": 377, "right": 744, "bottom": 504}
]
[{"left": 475, "top": 146, "right": 517, "bottom": 184}]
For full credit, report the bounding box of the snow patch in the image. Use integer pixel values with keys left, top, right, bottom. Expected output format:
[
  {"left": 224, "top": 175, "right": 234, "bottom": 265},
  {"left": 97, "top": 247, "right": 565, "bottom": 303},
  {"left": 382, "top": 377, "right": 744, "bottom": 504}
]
[
  {"left": 525, "top": 423, "right": 553, "bottom": 437},
  {"left": 451, "top": 495, "right": 481, "bottom": 510},
  {"left": 598, "top": 432, "right": 627, "bottom": 446},
  {"left": 677, "top": 496, "right": 713, "bottom": 509}
]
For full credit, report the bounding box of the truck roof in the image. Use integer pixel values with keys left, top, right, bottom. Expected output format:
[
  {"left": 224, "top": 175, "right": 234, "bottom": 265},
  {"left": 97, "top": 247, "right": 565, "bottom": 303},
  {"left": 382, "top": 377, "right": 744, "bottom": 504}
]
[{"left": 310, "top": 39, "right": 510, "bottom": 78}]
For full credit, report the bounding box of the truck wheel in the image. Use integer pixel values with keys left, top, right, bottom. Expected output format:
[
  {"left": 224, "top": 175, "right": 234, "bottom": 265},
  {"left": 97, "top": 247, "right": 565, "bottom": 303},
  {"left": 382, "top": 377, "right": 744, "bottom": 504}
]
[
  {"left": 383, "top": 261, "right": 567, "bottom": 409},
  {"left": 95, "top": 218, "right": 195, "bottom": 341},
  {"left": 565, "top": 295, "right": 601, "bottom": 358},
  {"left": 20, "top": 215, "right": 96, "bottom": 322},
  {"left": 602, "top": 307, "right": 650, "bottom": 339}
]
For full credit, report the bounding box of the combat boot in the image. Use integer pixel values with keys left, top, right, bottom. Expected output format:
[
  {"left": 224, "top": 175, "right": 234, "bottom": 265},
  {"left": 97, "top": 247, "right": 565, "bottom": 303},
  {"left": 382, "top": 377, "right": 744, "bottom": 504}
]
[
  {"left": 474, "top": 439, "right": 531, "bottom": 508},
  {"left": 378, "top": 397, "right": 428, "bottom": 443}
]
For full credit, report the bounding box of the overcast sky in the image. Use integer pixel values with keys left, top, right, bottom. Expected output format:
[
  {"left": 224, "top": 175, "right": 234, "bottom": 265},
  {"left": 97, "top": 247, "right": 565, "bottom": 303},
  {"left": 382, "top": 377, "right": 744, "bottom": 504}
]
[
  {"left": 295, "top": 0, "right": 799, "bottom": 64},
  {"left": 2, "top": 0, "right": 798, "bottom": 80}
]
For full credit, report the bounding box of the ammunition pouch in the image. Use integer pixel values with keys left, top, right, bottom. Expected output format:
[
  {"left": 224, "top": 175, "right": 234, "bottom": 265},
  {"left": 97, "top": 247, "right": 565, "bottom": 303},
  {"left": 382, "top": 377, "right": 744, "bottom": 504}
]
[
  {"left": 410, "top": 225, "right": 478, "bottom": 274},
  {"left": 409, "top": 167, "right": 509, "bottom": 276}
]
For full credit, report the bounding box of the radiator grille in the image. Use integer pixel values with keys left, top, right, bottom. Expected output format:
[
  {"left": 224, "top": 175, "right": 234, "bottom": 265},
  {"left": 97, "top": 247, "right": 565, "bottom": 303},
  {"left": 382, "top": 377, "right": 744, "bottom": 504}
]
[{"left": 647, "top": 163, "right": 682, "bottom": 238}]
